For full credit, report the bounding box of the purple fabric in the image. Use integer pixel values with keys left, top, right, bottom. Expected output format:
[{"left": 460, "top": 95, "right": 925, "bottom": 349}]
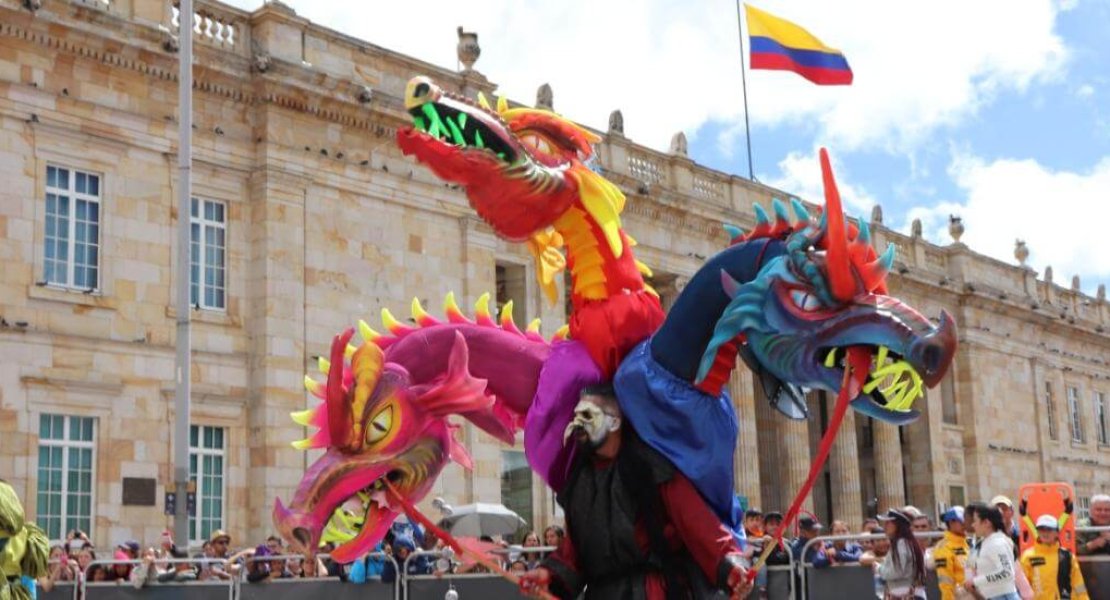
[{"left": 524, "top": 341, "right": 604, "bottom": 491}]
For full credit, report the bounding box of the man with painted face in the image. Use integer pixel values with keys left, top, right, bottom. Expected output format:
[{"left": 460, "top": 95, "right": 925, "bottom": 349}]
[{"left": 519, "top": 385, "right": 752, "bottom": 600}]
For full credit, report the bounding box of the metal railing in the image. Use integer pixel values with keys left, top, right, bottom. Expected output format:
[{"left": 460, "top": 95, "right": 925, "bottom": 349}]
[{"left": 798, "top": 532, "right": 944, "bottom": 600}]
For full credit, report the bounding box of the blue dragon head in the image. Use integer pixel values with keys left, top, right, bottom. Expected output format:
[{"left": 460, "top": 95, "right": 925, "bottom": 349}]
[{"left": 697, "top": 150, "right": 956, "bottom": 425}]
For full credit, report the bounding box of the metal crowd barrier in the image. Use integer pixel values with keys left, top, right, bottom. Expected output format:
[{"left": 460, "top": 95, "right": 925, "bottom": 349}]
[
  {"left": 799, "top": 532, "right": 943, "bottom": 600},
  {"left": 1077, "top": 525, "right": 1110, "bottom": 599},
  {"left": 238, "top": 552, "right": 397, "bottom": 600},
  {"left": 401, "top": 548, "right": 551, "bottom": 600},
  {"left": 83, "top": 559, "right": 234, "bottom": 600}
]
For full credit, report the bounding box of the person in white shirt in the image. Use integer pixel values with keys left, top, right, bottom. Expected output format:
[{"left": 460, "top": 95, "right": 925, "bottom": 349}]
[{"left": 964, "top": 504, "right": 1020, "bottom": 600}]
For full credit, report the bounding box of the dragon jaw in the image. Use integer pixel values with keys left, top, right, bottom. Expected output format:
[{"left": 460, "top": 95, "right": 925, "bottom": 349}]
[{"left": 396, "top": 76, "right": 598, "bottom": 242}]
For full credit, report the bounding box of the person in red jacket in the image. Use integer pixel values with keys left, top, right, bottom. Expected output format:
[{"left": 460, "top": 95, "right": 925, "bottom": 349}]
[{"left": 518, "top": 385, "right": 752, "bottom": 599}]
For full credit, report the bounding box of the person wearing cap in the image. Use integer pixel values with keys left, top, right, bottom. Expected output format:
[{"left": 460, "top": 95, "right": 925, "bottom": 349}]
[
  {"left": 206, "top": 530, "right": 234, "bottom": 580},
  {"left": 789, "top": 516, "right": 831, "bottom": 569},
  {"left": 1019, "top": 515, "right": 1088, "bottom": 600},
  {"left": 992, "top": 496, "right": 1021, "bottom": 557},
  {"left": 877, "top": 509, "right": 927, "bottom": 599},
  {"left": 762, "top": 512, "right": 791, "bottom": 567},
  {"left": 932, "top": 507, "right": 970, "bottom": 600}
]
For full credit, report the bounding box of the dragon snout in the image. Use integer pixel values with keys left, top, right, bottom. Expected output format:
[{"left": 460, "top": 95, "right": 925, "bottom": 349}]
[
  {"left": 908, "top": 309, "right": 957, "bottom": 387},
  {"left": 404, "top": 76, "right": 441, "bottom": 110}
]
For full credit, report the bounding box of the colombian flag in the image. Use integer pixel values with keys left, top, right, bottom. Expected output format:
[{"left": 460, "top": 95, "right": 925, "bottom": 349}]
[{"left": 745, "top": 4, "right": 853, "bottom": 85}]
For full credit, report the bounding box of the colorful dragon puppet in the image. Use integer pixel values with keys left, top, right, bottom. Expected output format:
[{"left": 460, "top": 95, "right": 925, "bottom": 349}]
[{"left": 274, "top": 75, "right": 957, "bottom": 561}]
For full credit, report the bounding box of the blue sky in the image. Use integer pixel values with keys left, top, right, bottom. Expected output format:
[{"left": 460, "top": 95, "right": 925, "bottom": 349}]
[{"left": 227, "top": 0, "right": 1109, "bottom": 293}]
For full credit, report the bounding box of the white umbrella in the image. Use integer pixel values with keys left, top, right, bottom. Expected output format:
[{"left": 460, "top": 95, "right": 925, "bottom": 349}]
[{"left": 437, "top": 502, "right": 526, "bottom": 537}]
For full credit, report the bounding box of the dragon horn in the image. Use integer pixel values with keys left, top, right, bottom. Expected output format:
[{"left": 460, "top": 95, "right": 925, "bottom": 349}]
[
  {"left": 753, "top": 203, "right": 770, "bottom": 226},
  {"left": 477, "top": 91, "right": 492, "bottom": 111},
  {"left": 723, "top": 223, "right": 745, "bottom": 242},
  {"left": 772, "top": 198, "right": 790, "bottom": 223},
  {"left": 820, "top": 148, "right": 857, "bottom": 302},
  {"left": 326, "top": 329, "right": 356, "bottom": 447},
  {"left": 474, "top": 293, "right": 495, "bottom": 327},
  {"left": 790, "top": 198, "right": 810, "bottom": 223}
]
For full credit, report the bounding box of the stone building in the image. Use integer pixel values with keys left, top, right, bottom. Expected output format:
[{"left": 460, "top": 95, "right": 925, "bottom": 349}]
[{"left": 1, "top": 0, "right": 1108, "bottom": 548}]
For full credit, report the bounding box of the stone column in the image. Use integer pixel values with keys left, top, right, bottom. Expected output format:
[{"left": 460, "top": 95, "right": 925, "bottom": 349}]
[
  {"left": 828, "top": 405, "right": 863, "bottom": 526},
  {"left": 245, "top": 169, "right": 309, "bottom": 541},
  {"left": 731, "top": 369, "right": 762, "bottom": 510},
  {"left": 755, "top": 387, "right": 783, "bottom": 511},
  {"left": 873, "top": 422, "right": 906, "bottom": 510},
  {"left": 777, "top": 410, "right": 814, "bottom": 515}
]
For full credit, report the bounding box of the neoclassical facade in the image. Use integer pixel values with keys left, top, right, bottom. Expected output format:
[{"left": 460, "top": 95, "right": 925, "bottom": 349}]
[{"left": 1, "top": 0, "right": 1108, "bottom": 548}]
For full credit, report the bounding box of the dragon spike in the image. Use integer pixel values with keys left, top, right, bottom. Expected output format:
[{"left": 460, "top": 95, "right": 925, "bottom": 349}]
[
  {"left": 860, "top": 244, "right": 896, "bottom": 292},
  {"left": 317, "top": 356, "right": 331, "bottom": 374},
  {"left": 327, "top": 329, "right": 356, "bottom": 447},
  {"left": 291, "top": 408, "right": 315, "bottom": 427},
  {"left": 357, "top": 319, "right": 381, "bottom": 344},
  {"left": 444, "top": 292, "right": 471, "bottom": 324},
  {"left": 878, "top": 243, "right": 896, "bottom": 270},
  {"left": 720, "top": 269, "right": 743, "bottom": 299},
  {"left": 772, "top": 198, "right": 790, "bottom": 223},
  {"left": 790, "top": 198, "right": 811, "bottom": 223},
  {"left": 292, "top": 429, "right": 329, "bottom": 451},
  {"left": 723, "top": 223, "right": 745, "bottom": 242},
  {"left": 477, "top": 91, "right": 492, "bottom": 111},
  {"left": 753, "top": 203, "right": 770, "bottom": 226},
  {"left": 411, "top": 297, "right": 440, "bottom": 327},
  {"left": 553, "top": 324, "right": 570, "bottom": 342},
  {"left": 304, "top": 375, "right": 325, "bottom": 399},
  {"left": 635, "top": 260, "right": 654, "bottom": 278},
  {"left": 499, "top": 300, "right": 522, "bottom": 335},
  {"left": 857, "top": 218, "right": 872, "bottom": 245},
  {"left": 819, "top": 148, "right": 857, "bottom": 303},
  {"left": 345, "top": 345, "right": 357, "bottom": 359},
  {"left": 381, "top": 308, "right": 411, "bottom": 336},
  {"left": 526, "top": 318, "right": 542, "bottom": 334},
  {"left": 496, "top": 95, "right": 509, "bottom": 114},
  {"left": 474, "top": 292, "right": 495, "bottom": 327}
]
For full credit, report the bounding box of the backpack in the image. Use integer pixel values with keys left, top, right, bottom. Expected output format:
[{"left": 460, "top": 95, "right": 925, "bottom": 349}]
[{"left": 1057, "top": 548, "right": 1072, "bottom": 598}]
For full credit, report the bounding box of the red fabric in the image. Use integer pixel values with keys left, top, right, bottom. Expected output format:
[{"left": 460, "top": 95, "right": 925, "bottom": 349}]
[
  {"left": 568, "top": 290, "right": 664, "bottom": 379},
  {"left": 750, "top": 53, "right": 853, "bottom": 85},
  {"left": 546, "top": 464, "right": 741, "bottom": 599}
]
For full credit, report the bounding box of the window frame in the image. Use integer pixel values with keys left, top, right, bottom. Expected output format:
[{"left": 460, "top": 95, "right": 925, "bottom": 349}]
[
  {"left": 188, "top": 425, "right": 228, "bottom": 546},
  {"left": 189, "top": 198, "right": 228, "bottom": 311},
  {"left": 499, "top": 449, "right": 534, "bottom": 542},
  {"left": 42, "top": 165, "right": 102, "bottom": 292},
  {"left": 36, "top": 414, "right": 98, "bottom": 542},
  {"left": 1045, "top": 381, "right": 1058, "bottom": 441},
  {"left": 1068, "top": 386, "right": 1084, "bottom": 444},
  {"left": 1096, "top": 391, "right": 1108, "bottom": 447}
]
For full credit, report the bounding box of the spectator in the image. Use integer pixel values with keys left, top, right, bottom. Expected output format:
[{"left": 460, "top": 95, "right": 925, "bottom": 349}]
[
  {"left": 790, "top": 516, "right": 831, "bottom": 568},
  {"left": 37, "top": 545, "right": 73, "bottom": 592},
  {"left": 74, "top": 548, "right": 96, "bottom": 580},
  {"left": 991, "top": 495, "right": 1021, "bottom": 556},
  {"left": 510, "top": 560, "right": 528, "bottom": 573},
  {"left": 246, "top": 545, "right": 277, "bottom": 583},
  {"left": 543, "top": 526, "right": 564, "bottom": 548},
  {"left": 964, "top": 504, "right": 1018, "bottom": 600},
  {"left": 348, "top": 542, "right": 387, "bottom": 583},
  {"left": 860, "top": 518, "right": 879, "bottom": 551},
  {"left": 877, "top": 509, "right": 927, "bottom": 599},
  {"left": 743, "top": 509, "right": 766, "bottom": 561},
  {"left": 860, "top": 527, "right": 891, "bottom": 599},
  {"left": 1020, "top": 515, "right": 1089, "bottom": 600},
  {"left": 762, "top": 512, "right": 791, "bottom": 566},
  {"left": 381, "top": 535, "right": 426, "bottom": 583},
  {"left": 206, "top": 530, "right": 235, "bottom": 580},
  {"left": 1077, "top": 494, "right": 1110, "bottom": 556},
  {"left": 314, "top": 542, "right": 338, "bottom": 579},
  {"left": 931, "top": 506, "right": 969, "bottom": 600},
  {"left": 911, "top": 514, "right": 933, "bottom": 552},
  {"left": 65, "top": 530, "right": 91, "bottom": 558},
  {"left": 521, "top": 531, "right": 543, "bottom": 569},
  {"left": 109, "top": 548, "right": 134, "bottom": 582},
  {"left": 829, "top": 520, "right": 863, "bottom": 564},
  {"left": 285, "top": 558, "right": 304, "bottom": 578}
]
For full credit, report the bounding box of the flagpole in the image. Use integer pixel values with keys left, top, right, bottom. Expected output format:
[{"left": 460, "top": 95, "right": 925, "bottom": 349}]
[{"left": 735, "top": 0, "right": 755, "bottom": 180}]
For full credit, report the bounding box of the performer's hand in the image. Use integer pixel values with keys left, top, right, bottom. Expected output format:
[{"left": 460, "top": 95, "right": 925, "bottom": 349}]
[
  {"left": 518, "top": 567, "right": 551, "bottom": 597},
  {"left": 727, "top": 563, "right": 753, "bottom": 599},
  {"left": 1019, "top": 498, "right": 1028, "bottom": 516}
]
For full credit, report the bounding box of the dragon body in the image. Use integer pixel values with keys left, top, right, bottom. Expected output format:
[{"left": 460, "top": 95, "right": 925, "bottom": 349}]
[{"left": 276, "top": 76, "right": 958, "bottom": 560}]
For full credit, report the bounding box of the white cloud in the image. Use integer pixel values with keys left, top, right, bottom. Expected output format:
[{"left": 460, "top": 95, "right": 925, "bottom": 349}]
[
  {"left": 760, "top": 149, "right": 878, "bottom": 216},
  {"left": 1077, "top": 84, "right": 1095, "bottom": 99},
  {"left": 223, "top": 0, "right": 1068, "bottom": 154},
  {"left": 907, "top": 152, "right": 1110, "bottom": 293}
]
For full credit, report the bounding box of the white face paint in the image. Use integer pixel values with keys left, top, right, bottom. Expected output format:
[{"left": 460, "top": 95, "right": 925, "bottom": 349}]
[{"left": 563, "top": 398, "right": 621, "bottom": 448}]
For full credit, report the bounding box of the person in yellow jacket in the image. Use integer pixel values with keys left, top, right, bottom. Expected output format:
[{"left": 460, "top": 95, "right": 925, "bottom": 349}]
[
  {"left": 932, "top": 506, "right": 970, "bottom": 600},
  {"left": 1020, "top": 515, "right": 1089, "bottom": 600}
]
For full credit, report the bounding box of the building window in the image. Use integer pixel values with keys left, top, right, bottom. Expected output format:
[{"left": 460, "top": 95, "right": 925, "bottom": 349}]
[
  {"left": 189, "top": 425, "right": 226, "bottom": 544},
  {"left": 1046, "top": 382, "right": 1058, "bottom": 441},
  {"left": 500, "top": 450, "right": 532, "bottom": 542},
  {"left": 1096, "top": 391, "right": 1108, "bottom": 446},
  {"left": 1068, "top": 386, "right": 1084, "bottom": 444},
  {"left": 36, "top": 415, "right": 96, "bottom": 540},
  {"left": 190, "top": 198, "right": 226, "bottom": 310},
  {"left": 495, "top": 263, "right": 528, "bottom": 321},
  {"left": 941, "top": 372, "right": 958, "bottom": 425},
  {"left": 43, "top": 166, "right": 101, "bottom": 290},
  {"left": 1077, "top": 496, "right": 1091, "bottom": 521},
  {"left": 949, "top": 486, "right": 966, "bottom": 508}
]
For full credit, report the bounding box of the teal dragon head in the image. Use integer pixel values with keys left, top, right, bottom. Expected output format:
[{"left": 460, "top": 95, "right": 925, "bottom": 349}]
[{"left": 694, "top": 150, "right": 957, "bottom": 424}]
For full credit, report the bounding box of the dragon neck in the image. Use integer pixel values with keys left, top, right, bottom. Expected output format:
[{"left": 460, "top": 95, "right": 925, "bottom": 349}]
[{"left": 553, "top": 201, "right": 644, "bottom": 305}]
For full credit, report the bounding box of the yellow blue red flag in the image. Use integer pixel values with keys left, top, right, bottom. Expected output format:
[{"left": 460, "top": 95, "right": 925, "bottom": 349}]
[{"left": 745, "top": 4, "right": 853, "bottom": 85}]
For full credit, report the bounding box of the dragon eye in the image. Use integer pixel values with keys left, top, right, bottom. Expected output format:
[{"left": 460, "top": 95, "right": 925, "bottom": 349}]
[
  {"left": 365, "top": 406, "right": 393, "bottom": 445},
  {"left": 790, "top": 289, "right": 823, "bottom": 312},
  {"left": 520, "top": 134, "right": 553, "bottom": 155}
]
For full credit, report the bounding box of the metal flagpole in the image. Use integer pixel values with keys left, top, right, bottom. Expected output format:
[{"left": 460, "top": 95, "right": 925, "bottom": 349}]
[
  {"left": 735, "top": 0, "right": 755, "bottom": 180},
  {"left": 173, "top": 0, "right": 194, "bottom": 547}
]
